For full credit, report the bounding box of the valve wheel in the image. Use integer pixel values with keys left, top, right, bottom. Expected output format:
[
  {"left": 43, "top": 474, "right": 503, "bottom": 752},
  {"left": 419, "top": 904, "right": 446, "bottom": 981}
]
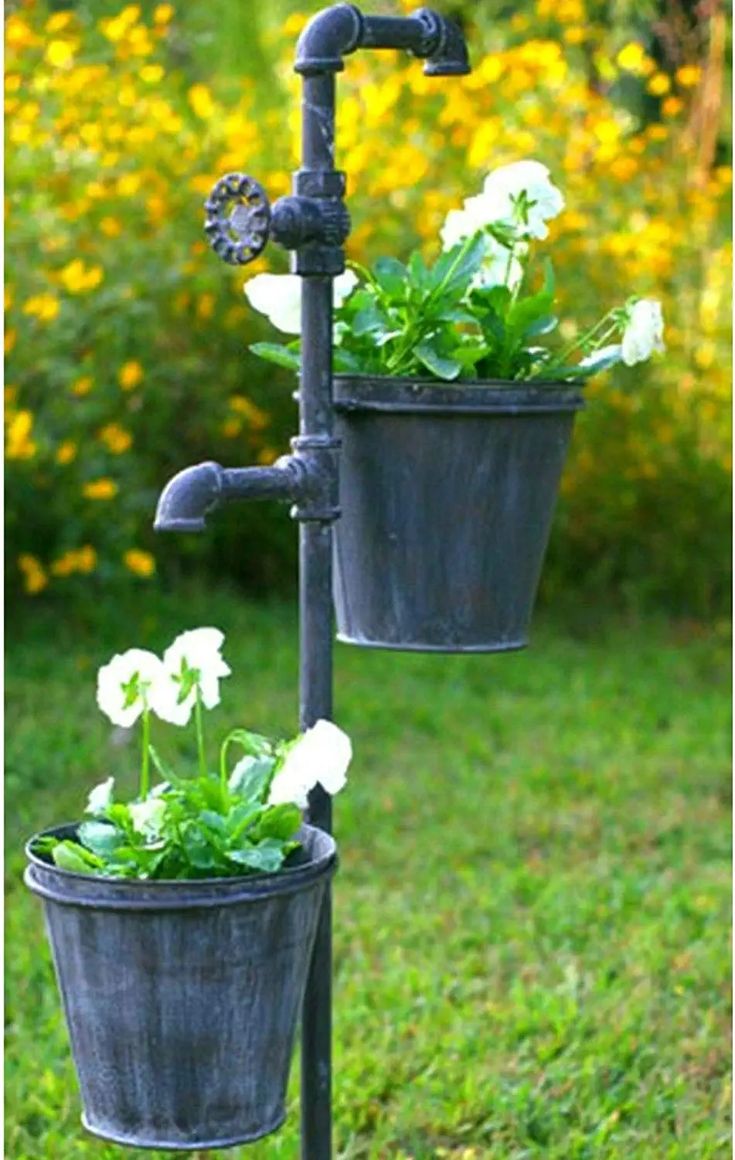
[{"left": 203, "top": 173, "right": 271, "bottom": 265}]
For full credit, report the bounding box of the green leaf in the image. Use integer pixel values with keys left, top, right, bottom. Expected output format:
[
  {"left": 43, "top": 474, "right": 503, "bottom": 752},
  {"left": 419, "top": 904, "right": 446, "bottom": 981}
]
[
  {"left": 429, "top": 235, "right": 486, "bottom": 298},
  {"left": 352, "top": 304, "right": 388, "bottom": 336},
  {"left": 525, "top": 314, "right": 558, "bottom": 338},
  {"left": 253, "top": 803, "right": 302, "bottom": 842},
  {"left": 77, "top": 820, "right": 125, "bottom": 858},
  {"left": 227, "top": 839, "right": 285, "bottom": 874},
  {"left": 408, "top": 250, "right": 430, "bottom": 290},
  {"left": 415, "top": 341, "right": 461, "bottom": 381},
  {"left": 228, "top": 755, "right": 275, "bottom": 802},
  {"left": 249, "top": 342, "right": 301, "bottom": 371},
  {"left": 51, "top": 841, "right": 104, "bottom": 875},
  {"left": 373, "top": 257, "right": 407, "bottom": 297}
]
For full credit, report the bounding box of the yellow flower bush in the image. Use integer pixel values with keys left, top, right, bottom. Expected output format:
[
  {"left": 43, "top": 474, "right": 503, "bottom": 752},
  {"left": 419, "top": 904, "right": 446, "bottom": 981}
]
[{"left": 5, "top": 1, "right": 730, "bottom": 610}]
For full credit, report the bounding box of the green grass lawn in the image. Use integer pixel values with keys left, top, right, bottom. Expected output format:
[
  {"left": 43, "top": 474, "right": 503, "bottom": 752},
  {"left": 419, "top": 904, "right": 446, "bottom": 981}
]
[{"left": 5, "top": 584, "right": 731, "bottom": 1159}]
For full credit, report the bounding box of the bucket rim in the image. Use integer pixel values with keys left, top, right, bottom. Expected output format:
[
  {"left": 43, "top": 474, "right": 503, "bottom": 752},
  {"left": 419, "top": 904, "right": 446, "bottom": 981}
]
[
  {"left": 332, "top": 373, "right": 584, "bottom": 415},
  {"left": 24, "top": 821, "right": 337, "bottom": 910}
]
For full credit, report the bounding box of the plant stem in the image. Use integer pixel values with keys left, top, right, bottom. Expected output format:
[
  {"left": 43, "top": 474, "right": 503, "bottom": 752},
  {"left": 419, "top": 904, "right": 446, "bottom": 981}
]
[
  {"left": 140, "top": 706, "right": 150, "bottom": 799},
  {"left": 559, "top": 310, "right": 618, "bottom": 363},
  {"left": 195, "top": 689, "right": 207, "bottom": 777},
  {"left": 219, "top": 735, "right": 229, "bottom": 794}
]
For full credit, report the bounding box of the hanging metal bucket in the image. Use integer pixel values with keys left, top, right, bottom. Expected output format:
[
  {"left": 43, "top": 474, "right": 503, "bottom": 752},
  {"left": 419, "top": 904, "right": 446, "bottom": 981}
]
[
  {"left": 333, "top": 376, "right": 584, "bottom": 652},
  {"left": 24, "top": 822, "right": 336, "bottom": 1151}
]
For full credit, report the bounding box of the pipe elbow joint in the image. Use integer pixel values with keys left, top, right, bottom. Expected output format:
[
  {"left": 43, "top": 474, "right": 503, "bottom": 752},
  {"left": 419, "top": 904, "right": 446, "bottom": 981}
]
[
  {"left": 416, "top": 10, "right": 471, "bottom": 76},
  {"left": 154, "top": 461, "right": 224, "bottom": 533},
  {"left": 295, "top": 3, "right": 363, "bottom": 75}
]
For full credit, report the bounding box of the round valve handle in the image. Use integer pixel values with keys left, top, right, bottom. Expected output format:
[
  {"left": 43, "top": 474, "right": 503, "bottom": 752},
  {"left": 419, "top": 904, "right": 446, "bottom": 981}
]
[{"left": 203, "top": 173, "right": 271, "bottom": 266}]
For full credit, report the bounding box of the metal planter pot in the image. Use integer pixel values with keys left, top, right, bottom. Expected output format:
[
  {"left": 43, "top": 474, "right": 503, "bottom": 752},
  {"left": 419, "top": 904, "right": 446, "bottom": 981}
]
[
  {"left": 24, "top": 822, "right": 336, "bottom": 1151},
  {"left": 333, "top": 376, "right": 584, "bottom": 652}
]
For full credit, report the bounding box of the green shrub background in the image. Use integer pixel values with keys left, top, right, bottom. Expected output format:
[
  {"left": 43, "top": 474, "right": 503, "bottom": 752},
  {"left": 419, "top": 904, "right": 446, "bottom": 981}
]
[{"left": 5, "top": 0, "right": 731, "bottom": 613}]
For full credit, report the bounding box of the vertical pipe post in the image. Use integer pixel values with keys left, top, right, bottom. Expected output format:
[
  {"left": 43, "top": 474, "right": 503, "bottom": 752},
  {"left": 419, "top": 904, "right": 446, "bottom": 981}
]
[{"left": 298, "top": 70, "right": 337, "bottom": 1160}]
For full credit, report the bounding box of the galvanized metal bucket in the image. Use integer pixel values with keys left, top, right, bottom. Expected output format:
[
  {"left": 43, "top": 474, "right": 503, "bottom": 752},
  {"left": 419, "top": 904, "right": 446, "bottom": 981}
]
[
  {"left": 333, "top": 376, "right": 584, "bottom": 652},
  {"left": 24, "top": 822, "right": 336, "bottom": 1151}
]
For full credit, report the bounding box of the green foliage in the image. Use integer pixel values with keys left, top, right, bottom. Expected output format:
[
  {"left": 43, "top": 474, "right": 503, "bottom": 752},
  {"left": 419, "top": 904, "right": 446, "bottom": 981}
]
[
  {"left": 254, "top": 242, "right": 628, "bottom": 384},
  {"left": 5, "top": 587, "right": 731, "bottom": 1157},
  {"left": 34, "top": 734, "right": 301, "bottom": 879}
]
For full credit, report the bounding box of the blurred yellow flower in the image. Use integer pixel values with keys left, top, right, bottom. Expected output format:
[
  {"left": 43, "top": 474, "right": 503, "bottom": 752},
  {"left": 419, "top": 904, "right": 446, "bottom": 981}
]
[
  {"left": 56, "top": 440, "right": 78, "bottom": 465},
  {"left": 6, "top": 410, "right": 37, "bottom": 460},
  {"left": 59, "top": 259, "right": 104, "bottom": 294},
  {"left": 71, "top": 375, "right": 93, "bottom": 397},
  {"left": 6, "top": 16, "right": 36, "bottom": 50},
  {"left": 118, "top": 360, "right": 143, "bottom": 390},
  {"left": 5, "top": 328, "right": 17, "bottom": 354},
  {"left": 100, "top": 216, "right": 123, "bottom": 238},
  {"left": 83, "top": 479, "right": 118, "bottom": 500},
  {"left": 18, "top": 554, "right": 48, "bottom": 595},
  {"left": 124, "top": 548, "right": 156, "bottom": 577},
  {"left": 45, "top": 40, "right": 75, "bottom": 69},
  {"left": 196, "top": 293, "right": 215, "bottom": 320},
  {"left": 662, "top": 96, "right": 684, "bottom": 118},
  {"left": 283, "top": 12, "right": 309, "bottom": 36},
  {"left": 229, "top": 395, "right": 269, "bottom": 430},
  {"left": 676, "top": 65, "right": 701, "bottom": 88},
  {"left": 45, "top": 13, "right": 74, "bottom": 34},
  {"left": 188, "top": 83, "right": 215, "bottom": 120},
  {"left": 153, "top": 4, "right": 175, "bottom": 24},
  {"left": 647, "top": 73, "right": 671, "bottom": 96},
  {"left": 98, "top": 423, "right": 133, "bottom": 454},
  {"left": 117, "top": 173, "right": 142, "bottom": 197},
  {"left": 616, "top": 43, "right": 654, "bottom": 77},
  {"left": 23, "top": 293, "right": 60, "bottom": 323},
  {"left": 51, "top": 545, "right": 97, "bottom": 576},
  {"left": 140, "top": 64, "right": 164, "bottom": 84}
]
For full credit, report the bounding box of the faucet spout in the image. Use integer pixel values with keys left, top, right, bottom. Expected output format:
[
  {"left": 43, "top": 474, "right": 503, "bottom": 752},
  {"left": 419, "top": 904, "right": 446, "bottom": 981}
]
[
  {"left": 295, "top": 5, "right": 470, "bottom": 77},
  {"left": 154, "top": 458, "right": 304, "bottom": 533},
  {"left": 154, "top": 461, "right": 224, "bottom": 533}
]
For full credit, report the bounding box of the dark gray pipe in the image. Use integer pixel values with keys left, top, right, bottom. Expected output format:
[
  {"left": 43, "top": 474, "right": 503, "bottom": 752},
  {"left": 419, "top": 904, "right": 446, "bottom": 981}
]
[
  {"left": 154, "top": 458, "right": 304, "bottom": 533},
  {"left": 295, "top": 5, "right": 470, "bottom": 77}
]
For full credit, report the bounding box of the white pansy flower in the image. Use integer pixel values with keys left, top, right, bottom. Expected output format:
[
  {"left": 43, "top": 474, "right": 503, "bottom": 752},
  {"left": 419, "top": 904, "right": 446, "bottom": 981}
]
[
  {"left": 86, "top": 776, "right": 115, "bottom": 814},
  {"left": 440, "top": 203, "right": 524, "bottom": 290},
  {"left": 150, "top": 627, "right": 231, "bottom": 726},
  {"left": 129, "top": 797, "right": 167, "bottom": 836},
  {"left": 244, "top": 269, "right": 359, "bottom": 335},
  {"left": 96, "top": 648, "right": 165, "bottom": 728},
  {"left": 621, "top": 299, "right": 665, "bottom": 366},
  {"left": 268, "top": 719, "right": 352, "bottom": 808},
  {"left": 480, "top": 160, "right": 564, "bottom": 240}
]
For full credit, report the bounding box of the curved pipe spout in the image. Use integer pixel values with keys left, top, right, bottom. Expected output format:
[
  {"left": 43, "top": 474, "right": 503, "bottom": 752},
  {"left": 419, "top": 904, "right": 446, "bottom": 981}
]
[
  {"left": 295, "top": 5, "right": 469, "bottom": 77},
  {"left": 154, "top": 458, "right": 303, "bottom": 533}
]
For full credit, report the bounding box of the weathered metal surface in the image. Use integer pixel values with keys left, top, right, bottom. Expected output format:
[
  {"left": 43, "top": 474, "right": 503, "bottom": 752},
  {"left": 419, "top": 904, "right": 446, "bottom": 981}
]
[
  {"left": 25, "top": 825, "right": 337, "bottom": 1151},
  {"left": 333, "top": 376, "right": 584, "bottom": 652},
  {"left": 294, "top": 5, "right": 470, "bottom": 77},
  {"left": 155, "top": 10, "right": 472, "bottom": 1159}
]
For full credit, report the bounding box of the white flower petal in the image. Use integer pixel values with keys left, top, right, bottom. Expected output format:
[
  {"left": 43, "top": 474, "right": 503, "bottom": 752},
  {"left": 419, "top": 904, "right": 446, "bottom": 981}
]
[
  {"left": 244, "top": 269, "right": 358, "bottom": 335},
  {"left": 579, "top": 343, "right": 623, "bottom": 369},
  {"left": 621, "top": 299, "right": 665, "bottom": 366},
  {"left": 148, "top": 681, "right": 195, "bottom": 726},
  {"left": 267, "top": 719, "right": 352, "bottom": 807},
  {"left": 481, "top": 160, "right": 564, "bottom": 239},
  {"left": 86, "top": 776, "right": 115, "bottom": 814},
  {"left": 244, "top": 273, "right": 302, "bottom": 334},
  {"left": 334, "top": 268, "right": 359, "bottom": 305},
  {"left": 96, "top": 648, "right": 164, "bottom": 728},
  {"left": 129, "top": 797, "right": 167, "bottom": 835}
]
